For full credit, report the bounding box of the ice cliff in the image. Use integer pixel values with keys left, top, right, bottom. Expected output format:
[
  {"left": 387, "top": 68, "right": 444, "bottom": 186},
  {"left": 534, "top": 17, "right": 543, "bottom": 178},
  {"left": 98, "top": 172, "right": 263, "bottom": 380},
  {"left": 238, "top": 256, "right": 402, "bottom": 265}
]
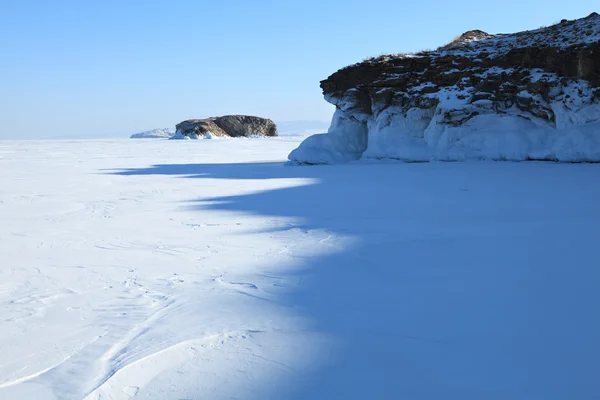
[{"left": 290, "top": 13, "right": 600, "bottom": 163}]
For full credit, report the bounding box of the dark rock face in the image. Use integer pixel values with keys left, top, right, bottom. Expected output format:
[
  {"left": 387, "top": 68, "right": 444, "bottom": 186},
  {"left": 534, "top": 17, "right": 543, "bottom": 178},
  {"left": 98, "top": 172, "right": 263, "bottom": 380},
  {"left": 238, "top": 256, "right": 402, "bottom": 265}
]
[
  {"left": 214, "top": 115, "right": 278, "bottom": 137},
  {"left": 175, "top": 119, "right": 229, "bottom": 137},
  {"left": 289, "top": 13, "right": 600, "bottom": 164},
  {"left": 174, "top": 115, "right": 277, "bottom": 138},
  {"left": 321, "top": 14, "right": 600, "bottom": 106}
]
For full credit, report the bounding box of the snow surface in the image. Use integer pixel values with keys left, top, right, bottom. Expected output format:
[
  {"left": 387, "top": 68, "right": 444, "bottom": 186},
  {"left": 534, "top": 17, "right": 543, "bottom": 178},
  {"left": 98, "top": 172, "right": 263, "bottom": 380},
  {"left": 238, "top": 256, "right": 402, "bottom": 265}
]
[
  {"left": 1, "top": 138, "right": 600, "bottom": 399},
  {"left": 130, "top": 129, "right": 175, "bottom": 139}
]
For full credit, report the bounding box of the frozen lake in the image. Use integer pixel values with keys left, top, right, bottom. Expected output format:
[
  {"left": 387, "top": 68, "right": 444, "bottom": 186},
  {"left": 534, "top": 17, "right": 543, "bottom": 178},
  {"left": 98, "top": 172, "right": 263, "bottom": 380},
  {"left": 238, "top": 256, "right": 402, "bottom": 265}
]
[{"left": 1, "top": 137, "right": 599, "bottom": 399}]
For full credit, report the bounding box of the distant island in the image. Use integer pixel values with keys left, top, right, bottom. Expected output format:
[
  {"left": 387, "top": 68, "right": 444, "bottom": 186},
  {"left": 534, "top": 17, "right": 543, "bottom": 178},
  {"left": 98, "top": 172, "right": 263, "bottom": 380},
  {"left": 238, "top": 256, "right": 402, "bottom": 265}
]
[
  {"left": 171, "top": 115, "right": 277, "bottom": 139},
  {"left": 130, "top": 117, "right": 331, "bottom": 140}
]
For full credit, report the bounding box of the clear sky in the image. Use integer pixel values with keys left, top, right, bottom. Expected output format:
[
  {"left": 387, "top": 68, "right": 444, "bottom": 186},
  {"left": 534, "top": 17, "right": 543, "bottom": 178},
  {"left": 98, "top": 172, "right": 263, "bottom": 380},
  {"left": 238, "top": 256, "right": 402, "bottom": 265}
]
[{"left": 0, "top": 0, "right": 597, "bottom": 139}]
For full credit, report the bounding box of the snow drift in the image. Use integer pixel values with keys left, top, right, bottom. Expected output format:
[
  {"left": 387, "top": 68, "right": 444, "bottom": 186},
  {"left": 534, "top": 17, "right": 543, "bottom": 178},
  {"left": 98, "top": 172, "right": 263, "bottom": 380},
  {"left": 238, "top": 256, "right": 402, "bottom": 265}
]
[{"left": 289, "top": 13, "right": 600, "bottom": 164}]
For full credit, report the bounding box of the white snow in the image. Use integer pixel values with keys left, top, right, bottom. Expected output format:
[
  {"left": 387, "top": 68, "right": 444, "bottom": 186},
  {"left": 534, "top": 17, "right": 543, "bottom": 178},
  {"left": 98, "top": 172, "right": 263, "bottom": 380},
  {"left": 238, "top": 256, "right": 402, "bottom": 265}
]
[
  {"left": 1, "top": 137, "right": 600, "bottom": 399},
  {"left": 289, "top": 108, "right": 600, "bottom": 163},
  {"left": 288, "top": 109, "right": 367, "bottom": 164},
  {"left": 364, "top": 112, "right": 600, "bottom": 162},
  {"left": 290, "top": 79, "right": 600, "bottom": 164},
  {"left": 130, "top": 128, "right": 175, "bottom": 139}
]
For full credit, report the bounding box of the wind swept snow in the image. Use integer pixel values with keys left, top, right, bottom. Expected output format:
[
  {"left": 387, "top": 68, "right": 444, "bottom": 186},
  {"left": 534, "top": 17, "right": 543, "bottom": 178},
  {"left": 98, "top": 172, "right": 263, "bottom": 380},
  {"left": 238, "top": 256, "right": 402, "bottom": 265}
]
[{"left": 0, "top": 138, "right": 599, "bottom": 399}]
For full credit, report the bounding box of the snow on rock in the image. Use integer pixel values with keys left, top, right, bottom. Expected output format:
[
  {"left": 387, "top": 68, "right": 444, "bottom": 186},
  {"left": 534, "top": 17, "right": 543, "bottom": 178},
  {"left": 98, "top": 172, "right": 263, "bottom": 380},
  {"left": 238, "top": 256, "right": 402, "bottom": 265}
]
[
  {"left": 288, "top": 110, "right": 367, "bottom": 164},
  {"left": 439, "top": 30, "right": 494, "bottom": 49},
  {"left": 170, "top": 129, "right": 218, "bottom": 140},
  {"left": 289, "top": 12, "right": 600, "bottom": 164},
  {"left": 130, "top": 128, "right": 175, "bottom": 139},
  {"left": 172, "top": 115, "right": 278, "bottom": 139}
]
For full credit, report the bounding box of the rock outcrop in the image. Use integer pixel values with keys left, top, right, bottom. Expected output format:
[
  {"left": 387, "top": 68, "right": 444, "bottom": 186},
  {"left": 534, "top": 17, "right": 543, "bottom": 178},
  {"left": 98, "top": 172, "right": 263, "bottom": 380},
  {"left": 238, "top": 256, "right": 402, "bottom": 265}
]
[
  {"left": 289, "top": 13, "right": 600, "bottom": 163},
  {"left": 172, "top": 115, "right": 277, "bottom": 139}
]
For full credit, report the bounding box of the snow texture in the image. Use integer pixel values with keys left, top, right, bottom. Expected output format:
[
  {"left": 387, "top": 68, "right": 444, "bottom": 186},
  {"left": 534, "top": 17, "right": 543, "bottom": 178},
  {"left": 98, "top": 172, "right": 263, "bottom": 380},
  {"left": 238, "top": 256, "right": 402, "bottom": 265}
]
[{"left": 1, "top": 138, "right": 599, "bottom": 399}]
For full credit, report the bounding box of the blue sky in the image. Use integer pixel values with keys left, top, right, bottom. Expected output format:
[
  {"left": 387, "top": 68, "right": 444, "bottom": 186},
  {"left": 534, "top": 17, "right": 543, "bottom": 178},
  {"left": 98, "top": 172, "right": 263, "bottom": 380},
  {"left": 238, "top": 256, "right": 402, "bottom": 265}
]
[{"left": 0, "top": 0, "right": 597, "bottom": 139}]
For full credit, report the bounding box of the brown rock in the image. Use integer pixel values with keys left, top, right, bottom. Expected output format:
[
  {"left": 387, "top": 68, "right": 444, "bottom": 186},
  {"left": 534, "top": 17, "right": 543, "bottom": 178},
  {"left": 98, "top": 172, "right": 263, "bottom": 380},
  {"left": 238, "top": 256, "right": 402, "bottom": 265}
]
[
  {"left": 175, "top": 115, "right": 277, "bottom": 138},
  {"left": 318, "top": 12, "right": 600, "bottom": 127}
]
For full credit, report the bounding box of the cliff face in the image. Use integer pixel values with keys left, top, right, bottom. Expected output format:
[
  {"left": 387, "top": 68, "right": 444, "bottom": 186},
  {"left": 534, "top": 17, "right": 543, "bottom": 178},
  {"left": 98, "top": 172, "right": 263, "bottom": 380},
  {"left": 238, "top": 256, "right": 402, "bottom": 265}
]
[{"left": 290, "top": 13, "right": 600, "bottom": 163}]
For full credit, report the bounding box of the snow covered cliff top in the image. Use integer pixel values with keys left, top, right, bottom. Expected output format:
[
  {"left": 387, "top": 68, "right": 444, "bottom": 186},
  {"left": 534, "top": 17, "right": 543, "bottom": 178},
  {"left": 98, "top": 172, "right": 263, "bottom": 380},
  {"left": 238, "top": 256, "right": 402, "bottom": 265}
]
[{"left": 290, "top": 13, "right": 600, "bottom": 164}]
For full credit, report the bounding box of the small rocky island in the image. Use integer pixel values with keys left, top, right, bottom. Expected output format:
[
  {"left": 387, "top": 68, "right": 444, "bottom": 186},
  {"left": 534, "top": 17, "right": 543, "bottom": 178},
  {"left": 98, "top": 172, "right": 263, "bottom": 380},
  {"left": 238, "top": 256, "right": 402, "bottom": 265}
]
[{"left": 172, "top": 115, "right": 278, "bottom": 139}]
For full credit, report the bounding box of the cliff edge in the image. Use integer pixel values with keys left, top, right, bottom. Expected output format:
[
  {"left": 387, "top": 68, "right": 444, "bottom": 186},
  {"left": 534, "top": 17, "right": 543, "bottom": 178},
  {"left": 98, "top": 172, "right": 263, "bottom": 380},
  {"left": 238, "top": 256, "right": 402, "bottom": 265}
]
[{"left": 290, "top": 13, "right": 600, "bottom": 163}]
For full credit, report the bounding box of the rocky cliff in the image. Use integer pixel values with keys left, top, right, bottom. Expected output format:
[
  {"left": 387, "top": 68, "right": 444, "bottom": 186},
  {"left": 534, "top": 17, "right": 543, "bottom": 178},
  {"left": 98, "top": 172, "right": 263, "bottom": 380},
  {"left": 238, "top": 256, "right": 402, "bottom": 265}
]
[
  {"left": 289, "top": 13, "right": 600, "bottom": 163},
  {"left": 172, "top": 115, "right": 277, "bottom": 139}
]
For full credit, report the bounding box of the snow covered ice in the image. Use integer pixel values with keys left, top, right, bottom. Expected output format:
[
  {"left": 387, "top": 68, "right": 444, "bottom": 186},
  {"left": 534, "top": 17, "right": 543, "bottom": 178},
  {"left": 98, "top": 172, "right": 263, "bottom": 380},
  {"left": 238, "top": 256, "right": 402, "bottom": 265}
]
[{"left": 1, "top": 137, "right": 599, "bottom": 399}]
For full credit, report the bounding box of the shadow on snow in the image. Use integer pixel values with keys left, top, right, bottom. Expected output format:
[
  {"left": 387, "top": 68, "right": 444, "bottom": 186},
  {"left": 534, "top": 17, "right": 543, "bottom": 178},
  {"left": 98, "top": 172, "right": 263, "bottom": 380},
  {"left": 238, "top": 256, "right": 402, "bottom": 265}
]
[{"left": 109, "top": 161, "right": 600, "bottom": 400}]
